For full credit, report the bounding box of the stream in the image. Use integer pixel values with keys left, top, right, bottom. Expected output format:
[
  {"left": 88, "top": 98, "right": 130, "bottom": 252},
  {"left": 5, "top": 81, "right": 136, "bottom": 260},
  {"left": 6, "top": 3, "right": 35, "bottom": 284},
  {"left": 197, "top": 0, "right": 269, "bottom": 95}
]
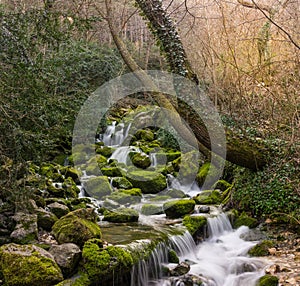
[{"left": 78, "top": 120, "right": 267, "bottom": 286}]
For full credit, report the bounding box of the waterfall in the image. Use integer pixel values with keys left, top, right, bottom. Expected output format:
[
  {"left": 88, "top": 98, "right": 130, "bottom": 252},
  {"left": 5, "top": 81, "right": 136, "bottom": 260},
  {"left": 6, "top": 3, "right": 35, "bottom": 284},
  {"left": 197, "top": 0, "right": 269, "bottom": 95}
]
[
  {"left": 130, "top": 243, "right": 168, "bottom": 286},
  {"left": 131, "top": 213, "right": 265, "bottom": 286}
]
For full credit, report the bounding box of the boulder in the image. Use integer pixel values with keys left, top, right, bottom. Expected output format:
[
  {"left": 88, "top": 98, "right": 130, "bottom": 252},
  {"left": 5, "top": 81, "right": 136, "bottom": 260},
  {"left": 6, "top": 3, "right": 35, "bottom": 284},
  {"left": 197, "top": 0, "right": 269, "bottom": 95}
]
[
  {"left": 111, "top": 177, "right": 133, "bottom": 189},
  {"left": 182, "top": 215, "right": 207, "bottom": 236},
  {"left": 256, "top": 275, "right": 279, "bottom": 286},
  {"left": 49, "top": 243, "right": 81, "bottom": 276},
  {"left": 248, "top": 240, "right": 275, "bottom": 257},
  {"left": 83, "top": 176, "right": 112, "bottom": 200},
  {"left": 141, "top": 204, "right": 164, "bottom": 216},
  {"left": 130, "top": 152, "right": 151, "bottom": 169},
  {"left": 82, "top": 239, "right": 133, "bottom": 284},
  {"left": 0, "top": 243, "right": 63, "bottom": 285},
  {"left": 234, "top": 212, "right": 258, "bottom": 229},
  {"left": 196, "top": 162, "right": 219, "bottom": 188},
  {"left": 103, "top": 208, "right": 139, "bottom": 223},
  {"left": 47, "top": 202, "right": 70, "bottom": 218},
  {"left": 193, "top": 190, "right": 222, "bottom": 205},
  {"left": 125, "top": 170, "right": 167, "bottom": 194},
  {"left": 163, "top": 200, "right": 195, "bottom": 219},
  {"left": 101, "top": 166, "right": 123, "bottom": 177},
  {"left": 36, "top": 208, "right": 58, "bottom": 231},
  {"left": 170, "top": 262, "right": 190, "bottom": 276},
  {"left": 52, "top": 208, "right": 101, "bottom": 247},
  {"left": 104, "top": 189, "right": 142, "bottom": 205},
  {"left": 10, "top": 212, "right": 38, "bottom": 244}
]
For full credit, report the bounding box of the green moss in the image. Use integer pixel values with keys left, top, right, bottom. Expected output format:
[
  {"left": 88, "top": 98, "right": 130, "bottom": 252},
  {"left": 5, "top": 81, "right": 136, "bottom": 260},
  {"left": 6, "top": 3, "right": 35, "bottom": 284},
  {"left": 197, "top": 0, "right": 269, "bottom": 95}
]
[
  {"left": 101, "top": 166, "right": 123, "bottom": 177},
  {"left": 126, "top": 170, "right": 167, "bottom": 194},
  {"left": 95, "top": 145, "right": 113, "bottom": 157},
  {"left": 52, "top": 209, "right": 101, "bottom": 247},
  {"left": 213, "top": 180, "right": 232, "bottom": 192},
  {"left": 141, "top": 204, "right": 163, "bottom": 215},
  {"left": 194, "top": 190, "right": 222, "bottom": 205},
  {"left": 130, "top": 153, "right": 151, "bottom": 169},
  {"left": 168, "top": 249, "right": 179, "bottom": 263},
  {"left": 104, "top": 189, "right": 142, "bottom": 205},
  {"left": 103, "top": 208, "right": 139, "bottom": 223},
  {"left": 249, "top": 240, "right": 275, "bottom": 257},
  {"left": 183, "top": 215, "right": 207, "bottom": 235},
  {"left": 111, "top": 177, "right": 133, "bottom": 189},
  {"left": 163, "top": 199, "right": 195, "bottom": 218},
  {"left": 82, "top": 239, "right": 133, "bottom": 283},
  {"left": 135, "top": 129, "right": 155, "bottom": 141},
  {"left": 83, "top": 176, "right": 112, "bottom": 200},
  {"left": 149, "top": 195, "right": 171, "bottom": 201},
  {"left": 234, "top": 212, "right": 258, "bottom": 228},
  {"left": 0, "top": 244, "right": 63, "bottom": 286},
  {"left": 196, "top": 162, "right": 218, "bottom": 188},
  {"left": 165, "top": 189, "right": 186, "bottom": 198},
  {"left": 256, "top": 275, "right": 279, "bottom": 286}
]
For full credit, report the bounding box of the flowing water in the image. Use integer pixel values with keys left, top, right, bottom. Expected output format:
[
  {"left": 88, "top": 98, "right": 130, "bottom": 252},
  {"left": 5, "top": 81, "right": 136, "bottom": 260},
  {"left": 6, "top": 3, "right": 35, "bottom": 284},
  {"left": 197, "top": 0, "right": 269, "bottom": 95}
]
[
  {"left": 83, "top": 121, "right": 266, "bottom": 286},
  {"left": 130, "top": 213, "right": 265, "bottom": 286}
]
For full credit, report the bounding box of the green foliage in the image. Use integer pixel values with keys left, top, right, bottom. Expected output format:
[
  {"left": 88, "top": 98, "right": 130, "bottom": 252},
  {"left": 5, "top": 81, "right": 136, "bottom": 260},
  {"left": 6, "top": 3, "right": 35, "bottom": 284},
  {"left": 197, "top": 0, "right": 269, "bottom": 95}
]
[
  {"left": 233, "top": 212, "right": 258, "bottom": 229},
  {"left": 232, "top": 152, "right": 300, "bottom": 217}
]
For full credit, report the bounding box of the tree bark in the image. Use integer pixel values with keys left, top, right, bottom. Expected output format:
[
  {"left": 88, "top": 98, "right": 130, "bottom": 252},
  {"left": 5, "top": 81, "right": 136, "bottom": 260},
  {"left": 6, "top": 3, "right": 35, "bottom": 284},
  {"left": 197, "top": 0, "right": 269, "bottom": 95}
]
[{"left": 106, "top": 0, "right": 269, "bottom": 170}]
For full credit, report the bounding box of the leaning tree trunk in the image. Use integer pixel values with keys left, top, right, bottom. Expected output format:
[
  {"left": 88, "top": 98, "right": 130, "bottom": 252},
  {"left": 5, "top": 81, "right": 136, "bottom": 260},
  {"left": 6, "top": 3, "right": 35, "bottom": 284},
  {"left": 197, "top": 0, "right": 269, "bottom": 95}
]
[{"left": 106, "top": 0, "right": 268, "bottom": 170}]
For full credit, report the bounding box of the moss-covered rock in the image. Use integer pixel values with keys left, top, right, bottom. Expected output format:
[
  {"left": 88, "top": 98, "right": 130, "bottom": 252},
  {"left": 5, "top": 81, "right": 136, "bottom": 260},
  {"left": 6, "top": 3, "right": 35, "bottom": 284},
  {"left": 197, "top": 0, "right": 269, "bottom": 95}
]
[
  {"left": 234, "top": 212, "right": 258, "bottom": 229},
  {"left": 37, "top": 208, "right": 58, "bottom": 231},
  {"left": 168, "top": 249, "right": 179, "bottom": 263},
  {"left": 10, "top": 212, "right": 38, "bottom": 244},
  {"left": 193, "top": 190, "right": 222, "bottom": 205},
  {"left": 48, "top": 202, "right": 70, "bottom": 218},
  {"left": 135, "top": 129, "right": 155, "bottom": 141},
  {"left": 104, "top": 189, "right": 142, "bottom": 205},
  {"left": 62, "top": 177, "right": 80, "bottom": 198},
  {"left": 62, "top": 167, "right": 81, "bottom": 184},
  {"left": 101, "top": 166, "right": 123, "bottom": 177},
  {"left": 248, "top": 240, "right": 275, "bottom": 257},
  {"left": 196, "top": 162, "right": 219, "bottom": 188},
  {"left": 111, "top": 177, "right": 133, "bottom": 189},
  {"left": 125, "top": 170, "right": 167, "bottom": 194},
  {"left": 165, "top": 189, "right": 186, "bottom": 198},
  {"left": 52, "top": 209, "right": 101, "bottom": 247},
  {"left": 0, "top": 243, "right": 63, "bottom": 285},
  {"left": 83, "top": 176, "right": 112, "bottom": 200},
  {"left": 213, "top": 180, "right": 232, "bottom": 192},
  {"left": 182, "top": 215, "right": 207, "bottom": 236},
  {"left": 103, "top": 208, "right": 139, "bottom": 223},
  {"left": 130, "top": 152, "right": 151, "bottom": 169},
  {"left": 95, "top": 145, "right": 113, "bottom": 157},
  {"left": 141, "top": 204, "right": 164, "bottom": 215},
  {"left": 82, "top": 239, "right": 133, "bottom": 284},
  {"left": 163, "top": 200, "right": 195, "bottom": 218},
  {"left": 256, "top": 275, "right": 279, "bottom": 286}
]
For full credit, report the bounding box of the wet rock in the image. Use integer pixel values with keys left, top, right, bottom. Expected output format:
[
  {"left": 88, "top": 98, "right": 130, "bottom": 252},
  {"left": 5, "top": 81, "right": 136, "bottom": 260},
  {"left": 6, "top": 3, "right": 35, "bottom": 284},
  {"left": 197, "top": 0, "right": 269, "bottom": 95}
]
[
  {"left": 167, "top": 274, "right": 203, "bottom": 286},
  {"left": 111, "top": 177, "right": 133, "bottom": 189},
  {"left": 104, "top": 188, "right": 142, "bottom": 205},
  {"left": 103, "top": 207, "right": 139, "bottom": 223},
  {"left": 198, "top": 206, "right": 210, "bottom": 213},
  {"left": 141, "top": 204, "right": 164, "bottom": 215},
  {"left": 130, "top": 152, "right": 151, "bottom": 169},
  {"left": 83, "top": 176, "right": 112, "bottom": 200},
  {"left": 0, "top": 243, "right": 63, "bottom": 285},
  {"left": 52, "top": 208, "right": 101, "bottom": 247},
  {"left": 196, "top": 162, "right": 219, "bottom": 188},
  {"left": 48, "top": 202, "right": 70, "bottom": 218},
  {"left": 249, "top": 240, "right": 275, "bottom": 257},
  {"left": 101, "top": 166, "right": 123, "bottom": 177},
  {"left": 125, "top": 170, "right": 167, "bottom": 194},
  {"left": 257, "top": 274, "right": 279, "bottom": 286},
  {"left": 168, "top": 249, "right": 179, "bottom": 263},
  {"left": 182, "top": 215, "right": 207, "bottom": 236},
  {"left": 163, "top": 199, "right": 195, "bottom": 218},
  {"left": 170, "top": 262, "right": 190, "bottom": 276},
  {"left": 49, "top": 243, "right": 81, "bottom": 276},
  {"left": 193, "top": 190, "right": 222, "bottom": 205},
  {"left": 10, "top": 212, "right": 38, "bottom": 244},
  {"left": 165, "top": 188, "right": 186, "bottom": 198},
  {"left": 82, "top": 239, "right": 133, "bottom": 284}
]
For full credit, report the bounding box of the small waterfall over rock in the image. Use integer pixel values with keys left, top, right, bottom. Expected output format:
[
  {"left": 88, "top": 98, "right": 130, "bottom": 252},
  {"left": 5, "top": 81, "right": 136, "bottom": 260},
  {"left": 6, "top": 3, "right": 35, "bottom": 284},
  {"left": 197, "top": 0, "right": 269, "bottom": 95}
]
[{"left": 128, "top": 213, "right": 265, "bottom": 286}]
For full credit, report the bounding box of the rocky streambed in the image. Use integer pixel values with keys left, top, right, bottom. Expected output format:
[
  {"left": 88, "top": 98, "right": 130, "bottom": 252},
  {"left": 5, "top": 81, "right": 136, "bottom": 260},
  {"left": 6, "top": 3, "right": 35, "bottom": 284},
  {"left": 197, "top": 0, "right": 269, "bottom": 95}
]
[{"left": 0, "top": 109, "right": 298, "bottom": 286}]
